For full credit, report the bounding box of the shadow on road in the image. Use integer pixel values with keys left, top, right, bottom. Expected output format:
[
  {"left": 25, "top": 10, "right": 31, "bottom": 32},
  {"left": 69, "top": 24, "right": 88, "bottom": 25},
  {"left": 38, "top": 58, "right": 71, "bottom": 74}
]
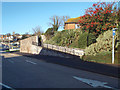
[{"left": 12, "top": 51, "right": 120, "bottom": 78}]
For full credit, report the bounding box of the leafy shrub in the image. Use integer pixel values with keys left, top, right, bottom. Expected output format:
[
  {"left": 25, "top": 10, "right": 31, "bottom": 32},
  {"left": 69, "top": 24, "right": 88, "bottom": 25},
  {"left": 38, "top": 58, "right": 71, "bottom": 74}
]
[
  {"left": 85, "top": 30, "right": 119, "bottom": 56},
  {"left": 45, "top": 29, "right": 82, "bottom": 47},
  {"left": 45, "top": 28, "right": 54, "bottom": 39},
  {"left": 53, "top": 29, "right": 77, "bottom": 46},
  {"left": 78, "top": 32, "right": 96, "bottom": 49},
  {"left": 45, "top": 29, "right": 97, "bottom": 49},
  {"left": 88, "top": 33, "right": 97, "bottom": 45},
  {"left": 78, "top": 32, "right": 88, "bottom": 49}
]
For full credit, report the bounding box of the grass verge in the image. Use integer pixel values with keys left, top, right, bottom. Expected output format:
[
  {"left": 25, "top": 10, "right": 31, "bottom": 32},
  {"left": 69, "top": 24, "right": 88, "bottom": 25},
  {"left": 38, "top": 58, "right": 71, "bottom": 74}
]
[{"left": 82, "top": 51, "right": 120, "bottom": 64}]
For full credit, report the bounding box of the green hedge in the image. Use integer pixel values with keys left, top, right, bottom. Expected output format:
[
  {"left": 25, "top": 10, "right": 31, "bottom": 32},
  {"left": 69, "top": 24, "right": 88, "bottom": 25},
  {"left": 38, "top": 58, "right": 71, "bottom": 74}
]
[{"left": 85, "top": 30, "right": 119, "bottom": 56}]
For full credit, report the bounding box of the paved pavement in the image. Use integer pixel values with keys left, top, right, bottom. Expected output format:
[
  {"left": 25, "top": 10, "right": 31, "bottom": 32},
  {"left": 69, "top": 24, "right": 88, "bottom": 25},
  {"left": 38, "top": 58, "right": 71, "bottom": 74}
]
[{"left": 1, "top": 51, "right": 120, "bottom": 89}]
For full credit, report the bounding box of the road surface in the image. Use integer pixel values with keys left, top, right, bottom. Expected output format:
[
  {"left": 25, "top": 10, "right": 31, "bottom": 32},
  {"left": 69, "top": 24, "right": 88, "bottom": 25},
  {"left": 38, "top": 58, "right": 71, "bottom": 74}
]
[{"left": 0, "top": 50, "right": 119, "bottom": 89}]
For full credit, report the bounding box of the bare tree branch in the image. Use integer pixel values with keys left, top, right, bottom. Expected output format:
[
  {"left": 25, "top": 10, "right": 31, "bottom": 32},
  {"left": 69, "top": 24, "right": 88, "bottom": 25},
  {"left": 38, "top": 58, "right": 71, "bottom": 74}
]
[
  {"left": 49, "top": 15, "right": 70, "bottom": 30},
  {"left": 32, "top": 26, "right": 43, "bottom": 37}
]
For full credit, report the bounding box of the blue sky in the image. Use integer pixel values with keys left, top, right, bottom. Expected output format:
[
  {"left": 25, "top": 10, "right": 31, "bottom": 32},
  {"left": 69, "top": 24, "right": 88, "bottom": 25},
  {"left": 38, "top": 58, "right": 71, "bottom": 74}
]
[{"left": 2, "top": 2, "right": 97, "bottom": 34}]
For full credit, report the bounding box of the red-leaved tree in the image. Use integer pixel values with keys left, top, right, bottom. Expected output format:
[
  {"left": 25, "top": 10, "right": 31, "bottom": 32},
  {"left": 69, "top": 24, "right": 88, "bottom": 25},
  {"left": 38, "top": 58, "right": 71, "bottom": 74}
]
[{"left": 79, "top": 2, "right": 118, "bottom": 36}]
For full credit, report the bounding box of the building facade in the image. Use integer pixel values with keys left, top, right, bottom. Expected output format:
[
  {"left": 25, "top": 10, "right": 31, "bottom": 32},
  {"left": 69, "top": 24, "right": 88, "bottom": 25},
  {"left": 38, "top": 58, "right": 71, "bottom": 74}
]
[{"left": 64, "top": 17, "right": 81, "bottom": 30}]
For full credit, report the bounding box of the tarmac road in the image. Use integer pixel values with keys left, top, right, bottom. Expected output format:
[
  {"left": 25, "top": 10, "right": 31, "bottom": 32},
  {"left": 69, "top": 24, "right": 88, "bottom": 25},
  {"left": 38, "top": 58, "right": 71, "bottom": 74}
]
[{"left": 1, "top": 51, "right": 120, "bottom": 89}]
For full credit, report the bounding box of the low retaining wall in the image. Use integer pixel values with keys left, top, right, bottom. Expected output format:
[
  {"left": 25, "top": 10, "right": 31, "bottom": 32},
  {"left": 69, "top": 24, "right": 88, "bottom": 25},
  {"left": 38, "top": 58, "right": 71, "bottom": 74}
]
[
  {"left": 39, "top": 48, "right": 79, "bottom": 58},
  {"left": 43, "top": 44, "right": 85, "bottom": 57}
]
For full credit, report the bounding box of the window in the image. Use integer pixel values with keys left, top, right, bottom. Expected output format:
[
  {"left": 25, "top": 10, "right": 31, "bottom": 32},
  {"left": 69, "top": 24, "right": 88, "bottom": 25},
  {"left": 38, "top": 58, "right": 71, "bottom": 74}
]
[{"left": 75, "top": 24, "right": 80, "bottom": 29}]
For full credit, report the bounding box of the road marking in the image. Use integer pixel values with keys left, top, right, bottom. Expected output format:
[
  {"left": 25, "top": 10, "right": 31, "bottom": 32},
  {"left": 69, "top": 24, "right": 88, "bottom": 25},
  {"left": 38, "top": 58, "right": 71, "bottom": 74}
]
[
  {"left": 26, "top": 60, "right": 37, "bottom": 65},
  {"left": 0, "top": 82, "right": 14, "bottom": 90},
  {"left": 73, "top": 76, "right": 114, "bottom": 89}
]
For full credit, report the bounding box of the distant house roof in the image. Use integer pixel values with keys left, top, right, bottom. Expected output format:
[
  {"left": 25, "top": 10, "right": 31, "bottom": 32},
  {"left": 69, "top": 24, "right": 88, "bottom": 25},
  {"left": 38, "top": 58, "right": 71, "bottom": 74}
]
[{"left": 65, "top": 17, "right": 81, "bottom": 24}]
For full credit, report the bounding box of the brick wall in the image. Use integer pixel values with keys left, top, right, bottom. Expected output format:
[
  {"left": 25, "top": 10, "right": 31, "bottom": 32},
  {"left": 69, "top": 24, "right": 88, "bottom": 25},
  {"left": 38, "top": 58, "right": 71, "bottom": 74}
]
[{"left": 64, "top": 23, "right": 75, "bottom": 30}]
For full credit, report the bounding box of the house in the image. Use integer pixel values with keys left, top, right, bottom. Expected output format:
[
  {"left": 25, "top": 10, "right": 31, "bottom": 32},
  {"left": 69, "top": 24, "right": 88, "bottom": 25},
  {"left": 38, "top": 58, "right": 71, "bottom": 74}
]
[
  {"left": 0, "top": 35, "right": 7, "bottom": 40},
  {"left": 64, "top": 17, "right": 81, "bottom": 30},
  {"left": 0, "top": 35, "right": 2, "bottom": 39},
  {"left": 17, "top": 35, "right": 22, "bottom": 39},
  {"left": 8, "top": 36, "right": 13, "bottom": 40}
]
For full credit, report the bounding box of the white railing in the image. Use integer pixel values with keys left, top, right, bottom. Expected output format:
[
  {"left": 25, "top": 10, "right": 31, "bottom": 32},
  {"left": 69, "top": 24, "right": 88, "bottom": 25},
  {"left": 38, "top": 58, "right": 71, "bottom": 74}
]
[
  {"left": 43, "top": 44, "right": 84, "bottom": 57},
  {"left": 9, "top": 48, "right": 20, "bottom": 51}
]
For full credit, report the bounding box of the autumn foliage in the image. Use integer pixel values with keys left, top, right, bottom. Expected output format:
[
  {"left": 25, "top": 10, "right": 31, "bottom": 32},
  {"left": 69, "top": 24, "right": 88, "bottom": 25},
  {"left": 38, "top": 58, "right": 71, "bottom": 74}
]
[{"left": 79, "top": 2, "right": 118, "bottom": 36}]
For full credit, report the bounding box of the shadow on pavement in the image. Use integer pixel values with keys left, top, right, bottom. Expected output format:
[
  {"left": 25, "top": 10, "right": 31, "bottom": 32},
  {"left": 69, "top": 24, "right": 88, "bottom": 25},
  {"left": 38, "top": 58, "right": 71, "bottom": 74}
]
[{"left": 13, "top": 51, "right": 120, "bottom": 78}]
